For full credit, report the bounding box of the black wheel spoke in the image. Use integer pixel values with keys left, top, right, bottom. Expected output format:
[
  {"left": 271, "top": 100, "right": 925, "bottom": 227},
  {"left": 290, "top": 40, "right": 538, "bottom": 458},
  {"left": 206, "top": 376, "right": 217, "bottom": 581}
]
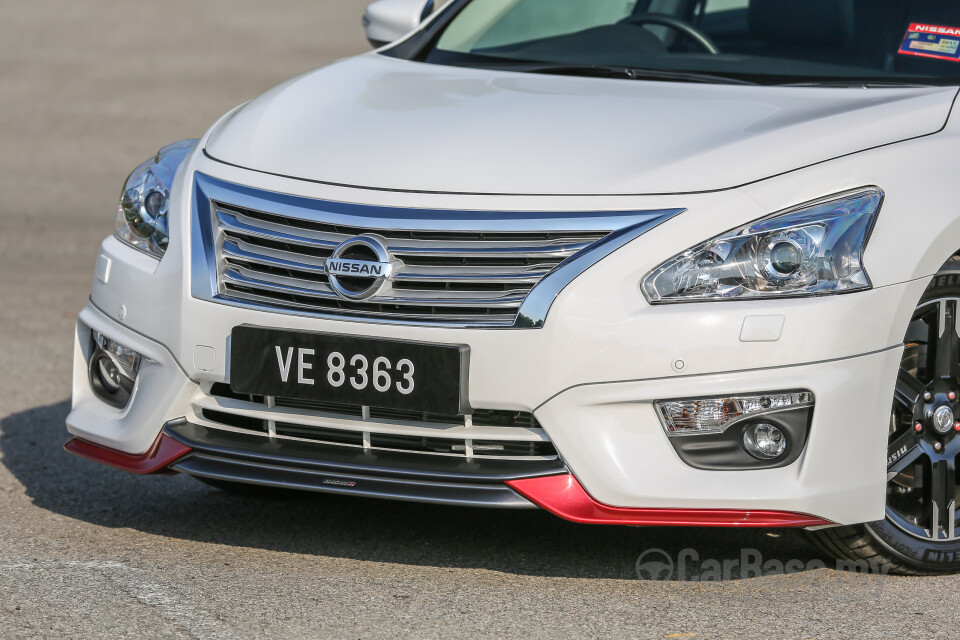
[
  {"left": 928, "top": 457, "right": 958, "bottom": 539},
  {"left": 887, "top": 429, "right": 922, "bottom": 476},
  {"left": 932, "top": 300, "right": 960, "bottom": 381},
  {"left": 894, "top": 367, "right": 925, "bottom": 409},
  {"left": 885, "top": 296, "right": 960, "bottom": 554}
]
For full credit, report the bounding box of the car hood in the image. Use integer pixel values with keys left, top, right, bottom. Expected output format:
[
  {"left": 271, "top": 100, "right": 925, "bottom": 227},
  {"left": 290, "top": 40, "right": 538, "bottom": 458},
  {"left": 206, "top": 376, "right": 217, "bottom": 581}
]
[{"left": 205, "top": 53, "right": 958, "bottom": 196}]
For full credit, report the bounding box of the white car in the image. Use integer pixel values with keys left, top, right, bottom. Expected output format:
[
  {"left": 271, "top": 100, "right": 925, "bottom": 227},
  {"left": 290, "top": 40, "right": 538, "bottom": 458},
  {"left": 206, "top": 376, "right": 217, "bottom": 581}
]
[{"left": 67, "top": 0, "right": 960, "bottom": 574}]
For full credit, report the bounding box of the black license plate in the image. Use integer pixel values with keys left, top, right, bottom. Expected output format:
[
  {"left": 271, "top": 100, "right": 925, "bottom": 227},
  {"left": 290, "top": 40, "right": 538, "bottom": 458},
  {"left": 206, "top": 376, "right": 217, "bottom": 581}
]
[{"left": 229, "top": 326, "right": 468, "bottom": 415}]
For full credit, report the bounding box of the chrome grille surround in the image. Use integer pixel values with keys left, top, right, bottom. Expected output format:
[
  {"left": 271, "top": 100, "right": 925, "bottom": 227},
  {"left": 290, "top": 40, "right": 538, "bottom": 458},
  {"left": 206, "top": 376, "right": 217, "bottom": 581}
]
[
  {"left": 192, "top": 383, "right": 558, "bottom": 462},
  {"left": 191, "top": 173, "right": 685, "bottom": 328}
]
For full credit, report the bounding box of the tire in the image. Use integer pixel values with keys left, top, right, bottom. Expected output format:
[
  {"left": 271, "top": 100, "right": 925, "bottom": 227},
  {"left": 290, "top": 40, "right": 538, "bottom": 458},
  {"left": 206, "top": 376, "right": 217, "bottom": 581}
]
[{"left": 808, "top": 261, "right": 960, "bottom": 575}]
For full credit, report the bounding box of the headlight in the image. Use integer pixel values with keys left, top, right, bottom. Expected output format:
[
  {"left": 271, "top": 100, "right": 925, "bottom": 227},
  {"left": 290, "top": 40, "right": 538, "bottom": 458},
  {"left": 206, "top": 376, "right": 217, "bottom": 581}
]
[
  {"left": 641, "top": 188, "right": 882, "bottom": 303},
  {"left": 115, "top": 139, "right": 197, "bottom": 258}
]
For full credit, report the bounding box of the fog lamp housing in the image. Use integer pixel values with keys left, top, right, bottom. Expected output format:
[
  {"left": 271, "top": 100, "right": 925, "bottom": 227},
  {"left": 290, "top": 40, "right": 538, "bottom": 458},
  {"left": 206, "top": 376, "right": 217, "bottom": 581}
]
[
  {"left": 655, "top": 391, "right": 814, "bottom": 470},
  {"left": 89, "top": 331, "right": 142, "bottom": 409}
]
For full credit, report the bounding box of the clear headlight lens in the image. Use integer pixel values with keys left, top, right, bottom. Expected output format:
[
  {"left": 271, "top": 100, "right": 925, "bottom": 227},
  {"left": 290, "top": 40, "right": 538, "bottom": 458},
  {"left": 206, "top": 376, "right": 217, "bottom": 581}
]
[
  {"left": 656, "top": 391, "right": 815, "bottom": 435},
  {"left": 641, "top": 189, "right": 882, "bottom": 303},
  {"left": 115, "top": 139, "right": 197, "bottom": 258}
]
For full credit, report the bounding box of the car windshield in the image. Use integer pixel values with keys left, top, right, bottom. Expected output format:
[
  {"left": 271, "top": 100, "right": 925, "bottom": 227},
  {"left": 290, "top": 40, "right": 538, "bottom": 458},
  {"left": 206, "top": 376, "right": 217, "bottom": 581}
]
[{"left": 399, "top": 0, "right": 960, "bottom": 85}]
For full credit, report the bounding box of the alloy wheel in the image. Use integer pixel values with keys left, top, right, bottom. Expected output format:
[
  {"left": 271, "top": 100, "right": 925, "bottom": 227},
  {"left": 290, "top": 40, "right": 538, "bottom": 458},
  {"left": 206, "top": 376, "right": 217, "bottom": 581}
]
[{"left": 886, "top": 297, "right": 960, "bottom": 541}]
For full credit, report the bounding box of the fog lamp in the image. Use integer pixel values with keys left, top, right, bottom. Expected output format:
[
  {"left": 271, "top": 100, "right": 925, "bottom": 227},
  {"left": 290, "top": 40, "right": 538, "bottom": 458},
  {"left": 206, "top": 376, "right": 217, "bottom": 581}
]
[
  {"left": 96, "top": 357, "right": 124, "bottom": 393},
  {"left": 742, "top": 423, "right": 788, "bottom": 459},
  {"left": 655, "top": 391, "right": 814, "bottom": 435},
  {"left": 89, "top": 331, "right": 142, "bottom": 408}
]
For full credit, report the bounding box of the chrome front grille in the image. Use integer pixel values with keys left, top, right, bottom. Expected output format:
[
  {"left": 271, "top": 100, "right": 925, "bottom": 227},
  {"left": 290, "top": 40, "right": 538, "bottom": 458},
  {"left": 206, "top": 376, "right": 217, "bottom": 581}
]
[
  {"left": 214, "top": 204, "right": 608, "bottom": 326},
  {"left": 192, "top": 173, "right": 686, "bottom": 327},
  {"left": 193, "top": 383, "right": 557, "bottom": 461}
]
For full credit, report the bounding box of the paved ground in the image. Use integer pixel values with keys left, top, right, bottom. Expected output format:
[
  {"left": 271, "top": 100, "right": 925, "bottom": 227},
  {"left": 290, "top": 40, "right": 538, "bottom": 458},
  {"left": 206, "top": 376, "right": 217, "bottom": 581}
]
[{"left": 2, "top": 1, "right": 960, "bottom": 638}]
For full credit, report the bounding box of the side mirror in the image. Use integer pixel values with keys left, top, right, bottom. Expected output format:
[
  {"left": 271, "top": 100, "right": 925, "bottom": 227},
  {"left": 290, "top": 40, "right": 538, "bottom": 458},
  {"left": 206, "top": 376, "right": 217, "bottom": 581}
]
[{"left": 363, "top": 0, "right": 435, "bottom": 48}]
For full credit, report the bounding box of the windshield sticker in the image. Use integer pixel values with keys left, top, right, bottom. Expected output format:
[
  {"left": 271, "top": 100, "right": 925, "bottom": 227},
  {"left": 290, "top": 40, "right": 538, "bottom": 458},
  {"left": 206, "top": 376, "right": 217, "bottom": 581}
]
[{"left": 899, "top": 23, "right": 960, "bottom": 62}]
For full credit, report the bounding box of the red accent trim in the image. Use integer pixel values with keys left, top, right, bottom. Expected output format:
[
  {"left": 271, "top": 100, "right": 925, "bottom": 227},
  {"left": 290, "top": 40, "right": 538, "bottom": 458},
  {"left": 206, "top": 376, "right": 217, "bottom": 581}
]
[
  {"left": 64, "top": 434, "right": 191, "bottom": 474},
  {"left": 506, "top": 474, "right": 834, "bottom": 528},
  {"left": 908, "top": 23, "right": 960, "bottom": 37},
  {"left": 897, "top": 49, "right": 960, "bottom": 63}
]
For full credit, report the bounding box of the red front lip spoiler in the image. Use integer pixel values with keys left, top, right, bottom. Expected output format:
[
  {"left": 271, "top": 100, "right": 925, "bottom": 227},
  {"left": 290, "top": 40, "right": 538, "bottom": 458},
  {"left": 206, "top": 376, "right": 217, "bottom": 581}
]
[
  {"left": 64, "top": 434, "right": 191, "bottom": 474},
  {"left": 507, "top": 474, "right": 834, "bottom": 528},
  {"left": 64, "top": 436, "right": 832, "bottom": 527}
]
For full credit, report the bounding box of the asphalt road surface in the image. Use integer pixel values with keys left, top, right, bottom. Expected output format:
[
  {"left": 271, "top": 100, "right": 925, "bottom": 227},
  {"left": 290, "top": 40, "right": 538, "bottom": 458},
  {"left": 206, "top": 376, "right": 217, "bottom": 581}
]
[{"left": 2, "top": 1, "right": 960, "bottom": 638}]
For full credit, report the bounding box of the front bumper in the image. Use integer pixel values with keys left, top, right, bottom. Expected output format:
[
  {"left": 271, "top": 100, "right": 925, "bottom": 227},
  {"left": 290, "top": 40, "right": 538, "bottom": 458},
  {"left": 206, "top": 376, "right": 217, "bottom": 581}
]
[
  {"left": 69, "top": 289, "right": 908, "bottom": 526},
  {"left": 67, "top": 154, "right": 930, "bottom": 527}
]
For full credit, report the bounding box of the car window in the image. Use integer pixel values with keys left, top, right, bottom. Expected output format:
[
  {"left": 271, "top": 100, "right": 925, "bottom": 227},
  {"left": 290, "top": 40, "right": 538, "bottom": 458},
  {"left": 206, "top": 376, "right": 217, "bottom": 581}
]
[
  {"left": 408, "top": 0, "right": 960, "bottom": 85},
  {"left": 437, "top": 0, "right": 642, "bottom": 51},
  {"left": 702, "top": 0, "right": 748, "bottom": 14}
]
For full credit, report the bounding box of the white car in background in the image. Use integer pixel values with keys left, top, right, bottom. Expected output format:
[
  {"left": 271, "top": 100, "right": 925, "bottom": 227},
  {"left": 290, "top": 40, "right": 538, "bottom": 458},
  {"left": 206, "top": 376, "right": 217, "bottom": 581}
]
[{"left": 67, "top": 0, "right": 960, "bottom": 574}]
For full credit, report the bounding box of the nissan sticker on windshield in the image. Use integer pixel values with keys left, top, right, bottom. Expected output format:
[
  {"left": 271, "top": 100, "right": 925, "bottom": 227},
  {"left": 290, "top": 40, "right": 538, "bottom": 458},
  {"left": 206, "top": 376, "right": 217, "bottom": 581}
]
[{"left": 900, "top": 23, "right": 960, "bottom": 62}]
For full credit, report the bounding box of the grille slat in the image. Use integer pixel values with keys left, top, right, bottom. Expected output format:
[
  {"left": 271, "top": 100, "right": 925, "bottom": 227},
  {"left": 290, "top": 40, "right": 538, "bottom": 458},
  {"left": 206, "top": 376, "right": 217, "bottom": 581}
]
[
  {"left": 392, "top": 269, "right": 549, "bottom": 284},
  {"left": 222, "top": 240, "right": 328, "bottom": 274},
  {"left": 225, "top": 261, "right": 538, "bottom": 298},
  {"left": 212, "top": 200, "right": 612, "bottom": 325},
  {"left": 225, "top": 239, "right": 552, "bottom": 288},
  {"left": 223, "top": 268, "right": 338, "bottom": 297},
  {"left": 219, "top": 287, "right": 518, "bottom": 324},
  {"left": 226, "top": 205, "right": 607, "bottom": 244},
  {"left": 198, "top": 384, "right": 556, "bottom": 461},
  {"left": 222, "top": 269, "right": 528, "bottom": 307},
  {"left": 222, "top": 207, "right": 603, "bottom": 257},
  {"left": 222, "top": 207, "right": 349, "bottom": 246},
  {"left": 218, "top": 211, "right": 338, "bottom": 253},
  {"left": 386, "top": 244, "right": 592, "bottom": 259}
]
